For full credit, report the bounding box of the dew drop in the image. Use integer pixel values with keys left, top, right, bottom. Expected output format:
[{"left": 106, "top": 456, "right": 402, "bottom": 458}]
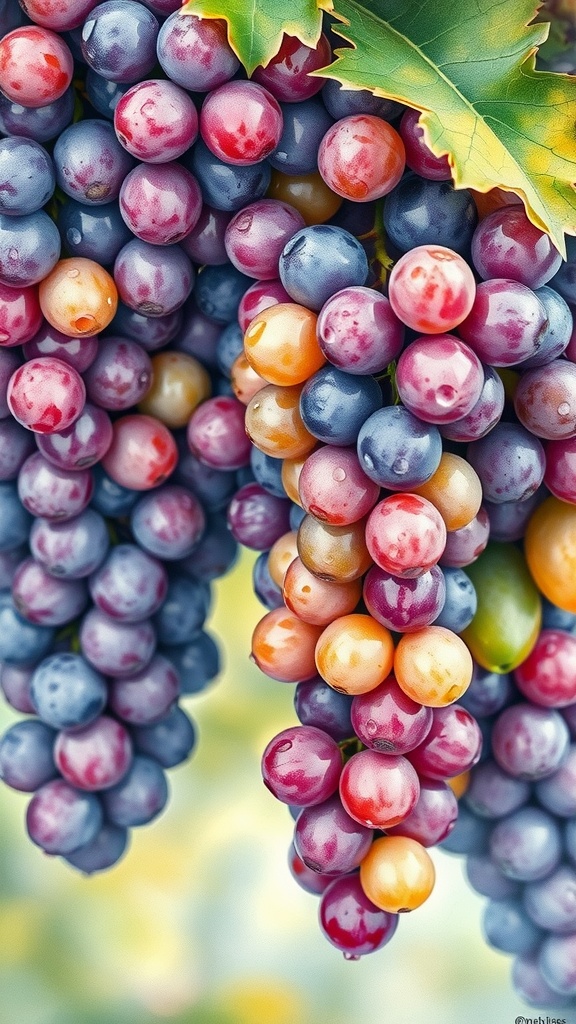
[
  {"left": 333, "top": 467, "right": 346, "bottom": 482},
  {"left": 68, "top": 268, "right": 80, "bottom": 279},
  {"left": 363, "top": 454, "right": 374, "bottom": 470},
  {"left": 276, "top": 740, "right": 292, "bottom": 753},
  {"left": 392, "top": 456, "right": 409, "bottom": 475},
  {"left": 365, "top": 718, "right": 378, "bottom": 736},
  {"left": 558, "top": 402, "right": 571, "bottom": 416}
]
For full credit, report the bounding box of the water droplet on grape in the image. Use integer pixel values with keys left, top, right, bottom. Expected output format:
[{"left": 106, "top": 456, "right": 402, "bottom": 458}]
[
  {"left": 68, "top": 268, "right": 80, "bottom": 279},
  {"left": 363, "top": 454, "right": 374, "bottom": 470},
  {"left": 392, "top": 456, "right": 409, "bottom": 475},
  {"left": 333, "top": 467, "right": 346, "bottom": 482},
  {"left": 276, "top": 740, "right": 292, "bottom": 753},
  {"left": 67, "top": 228, "right": 82, "bottom": 246},
  {"left": 437, "top": 384, "right": 456, "bottom": 406},
  {"left": 365, "top": 718, "right": 378, "bottom": 736},
  {"left": 343, "top": 952, "right": 360, "bottom": 961},
  {"left": 558, "top": 402, "right": 571, "bottom": 416}
]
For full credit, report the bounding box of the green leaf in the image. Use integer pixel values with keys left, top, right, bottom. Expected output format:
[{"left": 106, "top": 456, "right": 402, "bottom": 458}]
[
  {"left": 181, "top": 0, "right": 325, "bottom": 75},
  {"left": 315, "top": 0, "right": 576, "bottom": 256}
]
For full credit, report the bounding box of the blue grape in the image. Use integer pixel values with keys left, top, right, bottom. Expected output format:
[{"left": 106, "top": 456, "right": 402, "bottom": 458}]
[
  {"left": 179, "top": 512, "right": 239, "bottom": 581},
  {"left": 0, "top": 87, "right": 74, "bottom": 143},
  {"left": 524, "top": 864, "right": 576, "bottom": 934},
  {"left": 458, "top": 664, "right": 515, "bottom": 719},
  {"left": 489, "top": 806, "right": 563, "bottom": 882},
  {"left": 482, "top": 897, "right": 543, "bottom": 955},
  {"left": 321, "top": 79, "right": 401, "bottom": 120},
  {"left": 439, "top": 803, "right": 490, "bottom": 855},
  {"left": 63, "top": 822, "right": 129, "bottom": 874},
  {"left": 30, "top": 652, "right": 108, "bottom": 731},
  {"left": 467, "top": 421, "right": 546, "bottom": 504},
  {"left": 0, "top": 137, "right": 55, "bottom": 216},
  {"left": 175, "top": 447, "right": 237, "bottom": 511},
  {"left": 156, "top": 10, "right": 240, "bottom": 92},
  {"left": 300, "top": 366, "right": 383, "bottom": 446},
  {"left": 172, "top": 302, "right": 221, "bottom": 368},
  {"left": 464, "top": 759, "right": 531, "bottom": 819},
  {"left": 465, "top": 854, "right": 521, "bottom": 900},
  {"left": 0, "top": 419, "right": 36, "bottom": 481},
  {"left": 279, "top": 225, "right": 369, "bottom": 310},
  {"left": 289, "top": 503, "right": 307, "bottom": 531},
  {"left": 30, "top": 508, "right": 110, "bottom": 579},
  {"left": 0, "top": 210, "right": 60, "bottom": 287},
  {"left": 512, "top": 952, "right": 573, "bottom": 1010},
  {"left": 216, "top": 321, "right": 244, "bottom": 378},
  {"left": 187, "top": 139, "right": 271, "bottom": 212},
  {"left": 357, "top": 405, "right": 442, "bottom": 489},
  {"left": 549, "top": 234, "right": 576, "bottom": 304},
  {"left": 270, "top": 99, "right": 334, "bottom": 175},
  {"left": 81, "top": 0, "right": 159, "bottom": 83},
  {"left": 0, "top": 719, "right": 57, "bottom": 791},
  {"left": 53, "top": 119, "right": 135, "bottom": 205},
  {"left": 163, "top": 629, "right": 220, "bottom": 695},
  {"left": 100, "top": 754, "right": 168, "bottom": 827},
  {"left": 106, "top": 302, "right": 183, "bottom": 350},
  {"left": 88, "top": 544, "right": 168, "bottom": 623},
  {"left": 57, "top": 198, "right": 133, "bottom": 264},
  {"left": 193, "top": 264, "right": 253, "bottom": 324},
  {"left": 294, "top": 678, "right": 353, "bottom": 741},
  {"left": 539, "top": 933, "right": 576, "bottom": 996},
  {"left": 26, "top": 778, "right": 103, "bottom": 855},
  {"left": 85, "top": 68, "right": 130, "bottom": 118},
  {"left": 383, "top": 174, "right": 477, "bottom": 255},
  {"left": 130, "top": 485, "right": 206, "bottom": 561},
  {"left": 0, "top": 482, "right": 32, "bottom": 550},
  {"left": 152, "top": 573, "right": 212, "bottom": 645},
  {"left": 131, "top": 705, "right": 197, "bottom": 769},
  {"left": 252, "top": 550, "right": 284, "bottom": 610},
  {"left": 90, "top": 464, "right": 139, "bottom": 517},
  {"left": 0, "top": 591, "right": 55, "bottom": 665},
  {"left": 541, "top": 597, "right": 576, "bottom": 632},
  {"left": 433, "top": 567, "right": 477, "bottom": 633},
  {"left": 522, "top": 285, "right": 573, "bottom": 367},
  {"left": 250, "top": 448, "right": 286, "bottom": 498}
]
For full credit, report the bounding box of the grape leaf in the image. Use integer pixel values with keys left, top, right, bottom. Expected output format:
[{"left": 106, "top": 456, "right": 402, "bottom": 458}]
[
  {"left": 314, "top": 0, "right": 576, "bottom": 256},
  {"left": 181, "top": 0, "right": 326, "bottom": 75}
]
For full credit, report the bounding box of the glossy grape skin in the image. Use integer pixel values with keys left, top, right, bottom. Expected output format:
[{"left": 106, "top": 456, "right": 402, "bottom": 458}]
[
  {"left": 490, "top": 806, "right": 563, "bottom": 883},
  {"left": 187, "top": 395, "right": 252, "bottom": 470},
  {"left": 283, "top": 556, "right": 361, "bottom": 627},
  {"left": 227, "top": 482, "right": 291, "bottom": 551},
  {"left": 102, "top": 414, "right": 177, "bottom": 491},
  {"left": 0, "top": 25, "right": 73, "bottom": 106},
  {"left": 339, "top": 749, "right": 420, "bottom": 830},
  {"left": 383, "top": 175, "right": 477, "bottom": 256},
  {"left": 278, "top": 225, "right": 369, "bottom": 311},
  {"left": 244, "top": 302, "right": 323, "bottom": 386},
  {"left": 18, "top": 451, "right": 93, "bottom": 521},
  {"left": 313, "top": 286, "right": 403, "bottom": 378},
  {"left": 0, "top": 482, "right": 31, "bottom": 551},
  {"left": 357, "top": 406, "right": 442, "bottom": 491},
  {"left": 0, "top": 137, "right": 55, "bottom": 217},
  {"left": 363, "top": 563, "right": 446, "bottom": 634},
  {"left": 261, "top": 725, "right": 342, "bottom": 806},
  {"left": 113, "top": 78, "right": 198, "bottom": 164},
  {"left": 294, "top": 793, "right": 373, "bottom": 875},
  {"left": 54, "top": 119, "right": 135, "bottom": 206},
  {"left": 8, "top": 356, "right": 85, "bottom": 434},
  {"left": 119, "top": 161, "right": 202, "bottom": 247},
  {"left": 200, "top": 81, "right": 283, "bottom": 167},
  {"left": 140, "top": 351, "right": 211, "bottom": 429},
  {"left": 179, "top": 512, "right": 238, "bottom": 582},
  {"left": 318, "top": 113, "right": 405, "bottom": 203},
  {"left": 88, "top": 544, "right": 167, "bottom": 624},
  {"left": 319, "top": 873, "right": 399, "bottom": 957},
  {"left": 298, "top": 447, "right": 380, "bottom": 527},
  {"left": 130, "top": 484, "right": 205, "bottom": 562},
  {"left": 388, "top": 244, "right": 476, "bottom": 334},
  {"left": 471, "top": 205, "right": 563, "bottom": 288},
  {"left": 394, "top": 625, "right": 473, "bottom": 708},
  {"left": 83, "top": 336, "right": 151, "bottom": 412},
  {"left": 467, "top": 421, "right": 545, "bottom": 504},
  {"left": 156, "top": 11, "right": 239, "bottom": 92},
  {"left": 396, "top": 334, "right": 484, "bottom": 425},
  {"left": 224, "top": 199, "right": 305, "bottom": 281},
  {"left": 270, "top": 98, "right": 334, "bottom": 175},
  {"left": 525, "top": 497, "right": 576, "bottom": 613},
  {"left": 514, "top": 629, "right": 576, "bottom": 708},
  {"left": 0, "top": 718, "right": 57, "bottom": 792},
  {"left": 398, "top": 108, "right": 451, "bottom": 180},
  {"left": 315, "top": 613, "right": 395, "bottom": 696},
  {"left": 407, "top": 702, "right": 482, "bottom": 779},
  {"left": 26, "top": 778, "right": 103, "bottom": 855},
  {"left": 299, "top": 367, "right": 382, "bottom": 447},
  {"left": 351, "top": 675, "right": 432, "bottom": 754},
  {"left": 193, "top": 264, "right": 251, "bottom": 325},
  {"left": 114, "top": 239, "right": 194, "bottom": 318},
  {"left": 187, "top": 139, "right": 272, "bottom": 214},
  {"left": 39, "top": 257, "right": 118, "bottom": 337},
  {"left": 251, "top": 607, "right": 323, "bottom": 683},
  {"left": 253, "top": 551, "right": 286, "bottom": 609},
  {"left": 245, "top": 383, "right": 316, "bottom": 460},
  {"left": 366, "top": 493, "right": 447, "bottom": 579},
  {"left": 252, "top": 33, "right": 330, "bottom": 102},
  {"left": 461, "top": 542, "right": 542, "bottom": 673},
  {"left": 57, "top": 199, "right": 132, "bottom": 268},
  {"left": 297, "top": 513, "right": 372, "bottom": 584},
  {"left": 100, "top": 754, "right": 168, "bottom": 827},
  {"left": 386, "top": 777, "right": 458, "bottom": 847},
  {"left": 432, "top": 566, "right": 477, "bottom": 634},
  {"left": 266, "top": 168, "right": 343, "bottom": 225},
  {"left": 360, "top": 834, "right": 435, "bottom": 914},
  {"left": 458, "top": 278, "right": 549, "bottom": 366},
  {"left": 0, "top": 210, "right": 61, "bottom": 288},
  {"left": 81, "top": 0, "right": 159, "bottom": 83},
  {"left": 29, "top": 652, "right": 107, "bottom": 730},
  {"left": 414, "top": 454, "right": 482, "bottom": 533},
  {"left": 440, "top": 506, "right": 490, "bottom": 569},
  {"left": 0, "top": 282, "right": 42, "bottom": 349},
  {"left": 514, "top": 360, "right": 576, "bottom": 440},
  {"left": 491, "top": 702, "right": 570, "bottom": 780},
  {"left": 288, "top": 843, "right": 333, "bottom": 895},
  {"left": 80, "top": 607, "right": 156, "bottom": 679}
]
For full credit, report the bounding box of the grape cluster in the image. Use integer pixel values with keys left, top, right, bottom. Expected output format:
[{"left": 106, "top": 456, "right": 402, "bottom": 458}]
[{"left": 0, "top": 0, "right": 575, "bottom": 1010}]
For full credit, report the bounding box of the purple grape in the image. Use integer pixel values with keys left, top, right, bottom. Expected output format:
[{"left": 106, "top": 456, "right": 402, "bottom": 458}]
[
  {"left": 300, "top": 366, "right": 383, "bottom": 447},
  {"left": 363, "top": 563, "right": 446, "bottom": 633},
  {"left": 53, "top": 119, "right": 135, "bottom": 205},
  {"left": 113, "top": 78, "right": 198, "bottom": 164},
  {"left": 193, "top": 263, "right": 252, "bottom": 324},
  {"left": 458, "top": 664, "right": 515, "bottom": 719},
  {"left": 439, "top": 506, "right": 490, "bottom": 568},
  {"left": 179, "top": 511, "right": 238, "bottom": 581},
  {"left": 407, "top": 704, "right": 483, "bottom": 779},
  {"left": 88, "top": 543, "right": 168, "bottom": 623},
  {"left": 162, "top": 628, "right": 220, "bottom": 695},
  {"left": 482, "top": 897, "right": 543, "bottom": 956},
  {"left": 89, "top": 464, "right": 138, "bottom": 517},
  {"left": 131, "top": 705, "right": 196, "bottom": 768},
  {"left": 114, "top": 239, "right": 194, "bottom": 317},
  {"left": 0, "top": 210, "right": 61, "bottom": 287},
  {"left": 156, "top": 10, "right": 240, "bottom": 92},
  {"left": 224, "top": 199, "right": 305, "bottom": 281},
  {"left": 467, "top": 421, "right": 545, "bottom": 503},
  {"left": 539, "top": 933, "right": 576, "bottom": 996},
  {"left": 79, "top": 606, "right": 156, "bottom": 678},
  {"left": 119, "top": 161, "right": 202, "bottom": 246},
  {"left": 174, "top": 446, "right": 237, "bottom": 511},
  {"left": 108, "top": 653, "right": 180, "bottom": 726},
  {"left": 464, "top": 759, "right": 531, "bottom": 818},
  {"left": 172, "top": 303, "right": 221, "bottom": 368},
  {"left": 130, "top": 484, "right": 206, "bottom": 561},
  {"left": 270, "top": 99, "right": 334, "bottom": 175},
  {"left": 180, "top": 204, "right": 231, "bottom": 267},
  {"left": 261, "top": 725, "right": 342, "bottom": 806},
  {"left": 439, "top": 802, "right": 490, "bottom": 855},
  {"left": 107, "top": 302, "right": 183, "bottom": 351},
  {"left": 54, "top": 714, "right": 132, "bottom": 791},
  {"left": 0, "top": 663, "right": 36, "bottom": 714},
  {"left": 227, "top": 482, "right": 291, "bottom": 551},
  {"left": 0, "top": 87, "right": 74, "bottom": 143},
  {"left": 470, "top": 206, "right": 563, "bottom": 289},
  {"left": 0, "top": 719, "right": 57, "bottom": 791},
  {"left": 26, "top": 778, "right": 103, "bottom": 854},
  {"left": 85, "top": 68, "right": 130, "bottom": 118},
  {"left": 100, "top": 754, "right": 168, "bottom": 827},
  {"left": 483, "top": 486, "right": 546, "bottom": 542},
  {"left": 458, "top": 278, "right": 549, "bottom": 366},
  {"left": 514, "top": 359, "right": 576, "bottom": 440},
  {"left": 321, "top": 78, "right": 401, "bottom": 121},
  {"left": 465, "top": 854, "right": 521, "bottom": 900},
  {"left": 319, "top": 873, "right": 399, "bottom": 958},
  {"left": 294, "top": 678, "right": 353, "bottom": 742},
  {"left": 0, "top": 137, "right": 55, "bottom": 217},
  {"left": 0, "top": 482, "right": 32, "bottom": 550},
  {"left": 36, "top": 403, "right": 113, "bottom": 472},
  {"left": 0, "top": 418, "right": 36, "bottom": 480},
  {"left": 317, "top": 286, "right": 404, "bottom": 375},
  {"left": 524, "top": 864, "right": 576, "bottom": 934},
  {"left": 489, "top": 805, "right": 563, "bottom": 881},
  {"left": 83, "top": 336, "right": 152, "bottom": 411},
  {"left": 351, "top": 675, "right": 433, "bottom": 754},
  {"left": 23, "top": 323, "right": 98, "bottom": 373},
  {"left": 186, "top": 138, "right": 272, "bottom": 213},
  {"left": 18, "top": 452, "right": 93, "bottom": 521},
  {"left": 12, "top": 557, "right": 89, "bottom": 626},
  {"left": 386, "top": 777, "right": 458, "bottom": 846},
  {"left": 491, "top": 702, "right": 570, "bottom": 780},
  {"left": 288, "top": 842, "right": 333, "bottom": 896},
  {"left": 512, "top": 951, "right": 573, "bottom": 1009},
  {"left": 535, "top": 744, "right": 576, "bottom": 816},
  {"left": 30, "top": 652, "right": 107, "bottom": 731},
  {"left": 294, "top": 794, "right": 373, "bottom": 874},
  {"left": 522, "top": 285, "right": 573, "bottom": 367},
  {"left": 440, "top": 363, "right": 505, "bottom": 442},
  {"left": 396, "top": 334, "right": 484, "bottom": 424}
]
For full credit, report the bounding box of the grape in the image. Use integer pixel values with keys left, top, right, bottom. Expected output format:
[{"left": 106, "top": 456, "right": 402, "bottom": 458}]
[
  {"left": 365, "top": 493, "right": 447, "bottom": 578},
  {"left": 0, "top": 719, "right": 57, "bottom": 791},
  {"left": 200, "top": 81, "right": 283, "bottom": 167},
  {"left": 80, "top": 1, "right": 159, "bottom": 84},
  {"left": 187, "top": 138, "right": 272, "bottom": 213},
  {"left": 0, "top": 25, "right": 73, "bottom": 106},
  {"left": 482, "top": 898, "right": 543, "bottom": 956},
  {"left": 57, "top": 199, "right": 133, "bottom": 267},
  {"left": 387, "top": 244, "right": 476, "bottom": 333},
  {"left": 79, "top": 606, "right": 156, "bottom": 678},
  {"left": 351, "top": 675, "right": 432, "bottom": 754},
  {"left": 357, "top": 405, "right": 442, "bottom": 490},
  {"left": 8, "top": 356, "right": 85, "bottom": 433},
  {"left": 12, "top": 555, "right": 89, "bottom": 625},
  {"left": 398, "top": 108, "right": 452, "bottom": 180},
  {"left": 363, "top": 563, "right": 446, "bottom": 634},
  {"left": 284, "top": 557, "right": 362, "bottom": 627},
  {"left": 251, "top": 606, "right": 323, "bottom": 683},
  {"left": 23, "top": 323, "right": 98, "bottom": 373},
  {"left": 156, "top": 11, "right": 239, "bottom": 93},
  {"left": 359, "top": 834, "right": 435, "bottom": 913},
  {"left": 267, "top": 167, "right": 343, "bottom": 225},
  {"left": 227, "top": 482, "right": 291, "bottom": 551},
  {"left": 108, "top": 653, "right": 180, "bottom": 726},
  {"left": 261, "top": 725, "right": 342, "bottom": 806},
  {"left": 0, "top": 210, "right": 61, "bottom": 288},
  {"left": 467, "top": 421, "right": 545, "bottom": 503},
  {"left": 113, "top": 78, "right": 198, "bottom": 164},
  {"left": 101, "top": 414, "right": 177, "bottom": 490},
  {"left": 54, "top": 119, "right": 135, "bottom": 205},
  {"left": 319, "top": 873, "right": 399, "bottom": 957},
  {"left": 131, "top": 705, "right": 196, "bottom": 769},
  {"left": 298, "top": 446, "right": 380, "bottom": 526},
  {"left": 383, "top": 175, "right": 477, "bottom": 255},
  {"left": 318, "top": 114, "right": 405, "bottom": 202},
  {"left": 26, "top": 778, "right": 103, "bottom": 854},
  {"left": 0, "top": 137, "right": 55, "bottom": 217},
  {"left": 514, "top": 359, "right": 576, "bottom": 440},
  {"left": 491, "top": 702, "right": 570, "bottom": 780},
  {"left": 119, "top": 162, "right": 202, "bottom": 246},
  {"left": 288, "top": 843, "right": 333, "bottom": 896},
  {"left": 470, "top": 205, "right": 563, "bottom": 288},
  {"left": 315, "top": 613, "right": 395, "bottom": 696},
  {"left": 100, "top": 754, "right": 168, "bottom": 827},
  {"left": 512, "top": 952, "right": 573, "bottom": 1009},
  {"left": 36, "top": 403, "right": 113, "bottom": 472},
  {"left": 39, "top": 257, "right": 118, "bottom": 336},
  {"left": 0, "top": 85, "right": 74, "bottom": 142},
  {"left": 30, "top": 652, "right": 107, "bottom": 730},
  {"left": 386, "top": 777, "right": 458, "bottom": 847},
  {"left": 278, "top": 225, "right": 369, "bottom": 310},
  {"left": 270, "top": 99, "right": 334, "bottom": 175},
  {"left": 162, "top": 628, "right": 220, "bottom": 695},
  {"left": 464, "top": 759, "right": 530, "bottom": 818},
  {"left": 114, "top": 239, "right": 194, "bottom": 318},
  {"left": 88, "top": 544, "right": 167, "bottom": 622},
  {"left": 396, "top": 334, "right": 484, "bottom": 425},
  {"left": 489, "top": 805, "right": 563, "bottom": 881},
  {"left": 63, "top": 822, "right": 129, "bottom": 874},
  {"left": 294, "top": 793, "right": 373, "bottom": 875},
  {"left": 152, "top": 574, "right": 211, "bottom": 646}
]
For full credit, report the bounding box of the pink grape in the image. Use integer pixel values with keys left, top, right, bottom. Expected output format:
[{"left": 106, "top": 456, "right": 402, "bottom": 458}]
[
  {"left": 200, "top": 81, "right": 283, "bottom": 166},
  {"left": 387, "top": 244, "right": 476, "bottom": 334},
  {"left": 7, "top": 356, "right": 85, "bottom": 433}
]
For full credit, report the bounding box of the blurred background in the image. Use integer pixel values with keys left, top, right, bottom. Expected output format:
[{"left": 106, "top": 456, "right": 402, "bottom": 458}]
[{"left": 0, "top": 550, "right": 534, "bottom": 1024}]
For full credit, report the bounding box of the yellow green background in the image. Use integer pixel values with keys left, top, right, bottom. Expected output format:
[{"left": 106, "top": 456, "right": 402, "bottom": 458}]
[{"left": 0, "top": 551, "right": 541, "bottom": 1024}]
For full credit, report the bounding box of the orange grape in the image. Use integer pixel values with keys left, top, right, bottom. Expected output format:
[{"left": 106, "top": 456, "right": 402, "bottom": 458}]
[
  {"left": 525, "top": 496, "right": 576, "bottom": 613},
  {"left": 297, "top": 514, "right": 373, "bottom": 583},
  {"left": 251, "top": 607, "right": 323, "bottom": 683},
  {"left": 267, "top": 168, "right": 343, "bottom": 225},
  {"left": 412, "top": 452, "right": 482, "bottom": 531},
  {"left": 315, "top": 613, "right": 395, "bottom": 695},
  {"left": 360, "top": 835, "right": 435, "bottom": 913},
  {"left": 394, "top": 625, "right": 473, "bottom": 707},
  {"left": 283, "top": 556, "right": 362, "bottom": 626},
  {"left": 267, "top": 530, "right": 299, "bottom": 588},
  {"left": 244, "top": 303, "right": 324, "bottom": 386},
  {"left": 39, "top": 258, "right": 118, "bottom": 337},
  {"left": 230, "top": 351, "right": 267, "bottom": 405},
  {"left": 245, "top": 383, "right": 317, "bottom": 459}
]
